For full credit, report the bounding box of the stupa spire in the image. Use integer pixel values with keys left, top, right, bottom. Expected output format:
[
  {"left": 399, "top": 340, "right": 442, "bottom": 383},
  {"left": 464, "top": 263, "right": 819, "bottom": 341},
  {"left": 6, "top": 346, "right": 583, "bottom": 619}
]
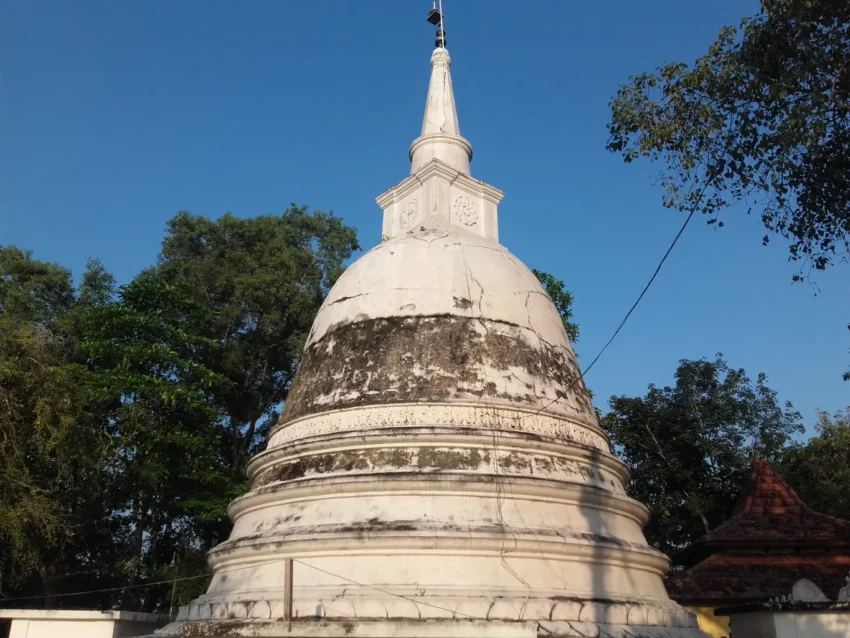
[
  {"left": 409, "top": 3, "right": 472, "bottom": 175},
  {"left": 419, "top": 48, "right": 460, "bottom": 138}
]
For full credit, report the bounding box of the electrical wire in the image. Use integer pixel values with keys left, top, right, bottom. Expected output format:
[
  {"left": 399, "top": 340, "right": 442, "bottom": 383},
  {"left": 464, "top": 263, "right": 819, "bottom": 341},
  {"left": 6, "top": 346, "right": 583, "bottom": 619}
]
[
  {"left": 293, "top": 559, "right": 475, "bottom": 619},
  {"left": 580, "top": 206, "right": 698, "bottom": 379},
  {"left": 0, "top": 559, "right": 284, "bottom": 604},
  {"left": 515, "top": 171, "right": 713, "bottom": 424},
  {"left": 1, "top": 558, "right": 472, "bottom": 621}
]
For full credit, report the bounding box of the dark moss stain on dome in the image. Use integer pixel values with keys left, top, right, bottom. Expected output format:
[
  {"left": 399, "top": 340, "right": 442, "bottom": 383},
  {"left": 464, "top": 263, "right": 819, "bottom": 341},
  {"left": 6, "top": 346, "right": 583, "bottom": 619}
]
[
  {"left": 253, "top": 449, "right": 402, "bottom": 486},
  {"left": 253, "top": 446, "right": 492, "bottom": 488},
  {"left": 279, "top": 315, "right": 591, "bottom": 425},
  {"left": 415, "top": 447, "right": 489, "bottom": 471}
]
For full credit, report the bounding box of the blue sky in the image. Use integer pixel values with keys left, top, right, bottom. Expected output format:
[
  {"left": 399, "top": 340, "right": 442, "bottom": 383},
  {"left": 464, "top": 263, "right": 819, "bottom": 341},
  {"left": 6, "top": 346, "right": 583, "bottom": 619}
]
[{"left": 1, "top": 1, "right": 847, "bottom": 430}]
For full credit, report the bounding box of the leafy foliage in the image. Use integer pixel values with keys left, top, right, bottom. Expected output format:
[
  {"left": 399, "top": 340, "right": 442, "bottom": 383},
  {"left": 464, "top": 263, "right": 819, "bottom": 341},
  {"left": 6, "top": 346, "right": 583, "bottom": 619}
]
[
  {"left": 601, "top": 356, "right": 804, "bottom": 556},
  {"left": 81, "top": 274, "right": 237, "bottom": 611},
  {"left": 608, "top": 0, "right": 850, "bottom": 270},
  {"left": 154, "top": 206, "right": 360, "bottom": 473},
  {"left": 0, "top": 320, "right": 91, "bottom": 591},
  {"left": 0, "top": 246, "right": 75, "bottom": 324},
  {"left": 0, "top": 206, "right": 359, "bottom": 611},
  {"left": 0, "top": 247, "right": 110, "bottom": 600},
  {"left": 779, "top": 407, "right": 850, "bottom": 521},
  {"left": 606, "top": 0, "right": 850, "bottom": 377},
  {"left": 533, "top": 269, "right": 579, "bottom": 343}
]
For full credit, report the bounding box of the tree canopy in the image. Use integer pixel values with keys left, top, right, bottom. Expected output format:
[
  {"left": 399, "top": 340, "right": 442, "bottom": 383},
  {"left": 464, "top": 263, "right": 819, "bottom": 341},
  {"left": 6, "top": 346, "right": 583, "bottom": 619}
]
[
  {"left": 81, "top": 273, "right": 236, "bottom": 611},
  {"left": 606, "top": 0, "right": 850, "bottom": 378},
  {"left": 153, "top": 206, "right": 359, "bottom": 475},
  {"left": 779, "top": 407, "right": 850, "bottom": 521},
  {"left": 601, "top": 356, "right": 804, "bottom": 556},
  {"left": 0, "top": 206, "right": 359, "bottom": 610},
  {"left": 533, "top": 269, "right": 579, "bottom": 343},
  {"left": 0, "top": 247, "right": 113, "bottom": 601}
]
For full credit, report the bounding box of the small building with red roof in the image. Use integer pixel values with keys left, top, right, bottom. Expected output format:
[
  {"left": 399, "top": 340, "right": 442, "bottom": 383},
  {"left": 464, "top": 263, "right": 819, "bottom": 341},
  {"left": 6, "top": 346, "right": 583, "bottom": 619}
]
[{"left": 666, "top": 458, "right": 850, "bottom": 637}]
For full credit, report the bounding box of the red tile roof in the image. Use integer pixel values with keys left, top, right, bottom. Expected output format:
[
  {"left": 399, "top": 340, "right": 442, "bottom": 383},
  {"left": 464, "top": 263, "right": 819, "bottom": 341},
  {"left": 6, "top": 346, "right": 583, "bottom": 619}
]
[
  {"left": 665, "top": 459, "right": 850, "bottom": 605},
  {"left": 684, "top": 459, "right": 850, "bottom": 553},
  {"left": 667, "top": 553, "right": 850, "bottom": 605},
  {"left": 732, "top": 458, "right": 807, "bottom": 516}
]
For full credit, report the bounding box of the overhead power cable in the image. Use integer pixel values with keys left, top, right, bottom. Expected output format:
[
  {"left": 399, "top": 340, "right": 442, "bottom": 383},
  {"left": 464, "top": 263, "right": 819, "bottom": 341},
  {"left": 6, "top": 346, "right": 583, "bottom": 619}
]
[
  {"left": 0, "top": 560, "right": 269, "bottom": 604},
  {"left": 580, "top": 205, "right": 698, "bottom": 378},
  {"left": 518, "top": 169, "right": 718, "bottom": 423},
  {"left": 1, "top": 557, "right": 472, "bottom": 622}
]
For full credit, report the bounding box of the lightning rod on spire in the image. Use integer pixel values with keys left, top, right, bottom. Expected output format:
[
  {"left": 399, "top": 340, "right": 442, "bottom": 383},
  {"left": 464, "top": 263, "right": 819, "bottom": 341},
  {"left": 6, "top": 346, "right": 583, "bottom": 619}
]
[{"left": 426, "top": 0, "right": 445, "bottom": 48}]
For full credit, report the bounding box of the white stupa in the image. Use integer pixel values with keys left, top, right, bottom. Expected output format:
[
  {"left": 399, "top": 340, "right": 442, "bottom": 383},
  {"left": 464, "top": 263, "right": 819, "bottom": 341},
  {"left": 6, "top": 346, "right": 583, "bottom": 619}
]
[{"left": 159, "top": 13, "right": 708, "bottom": 638}]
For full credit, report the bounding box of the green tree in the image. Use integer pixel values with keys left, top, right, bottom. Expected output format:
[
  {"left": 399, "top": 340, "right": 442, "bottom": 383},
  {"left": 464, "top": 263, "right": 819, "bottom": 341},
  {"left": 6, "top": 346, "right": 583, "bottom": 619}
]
[
  {"left": 0, "top": 205, "right": 359, "bottom": 610},
  {"left": 0, "top": 320, "right": 88, "bottom": 596},
  {"left": 601, "top": 356, "right": 803, "bottom": 556},
  {"left": 153, "top": 206, "right": 359, "bottom": 474},
  {"left": 0, "top": 246, "right": 75, "bottom": 324},
  {"left": 72, "top": 206, "right": 358, "bottom": 612},
  {"left": 779, "top": 407, "right": 850, "bottom": 521},
  {"left": 606, "top": 0, "right": 850, "bottom": 377},
  {"left": 81, "top": 273, "right": 237, "bottom": 612},
  {"left": 533, "top": 269, "right": 579, "bottom": 343},
  {"left": 0, "top": 248, "right": 111, "bottom": 602}
]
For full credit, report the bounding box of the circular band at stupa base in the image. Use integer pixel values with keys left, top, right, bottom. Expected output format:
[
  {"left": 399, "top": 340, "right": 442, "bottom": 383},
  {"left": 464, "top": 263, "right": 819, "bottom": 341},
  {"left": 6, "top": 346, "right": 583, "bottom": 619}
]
[
  {"left": 267, "top": 403, "right": 609, "bottom": 453},
  {"left": 156, "top": 605, "right": 705, "bottom": 637}
]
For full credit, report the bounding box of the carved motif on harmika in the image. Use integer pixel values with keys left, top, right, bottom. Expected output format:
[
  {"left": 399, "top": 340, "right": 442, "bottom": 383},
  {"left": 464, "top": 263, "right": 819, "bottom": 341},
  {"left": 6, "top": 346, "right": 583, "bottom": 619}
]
[
  {"left": 453, "top": 195, "right": 478, "bottom": 226},
  {"left": 399, "top": 200, "right": 419, "bottom": 230}
]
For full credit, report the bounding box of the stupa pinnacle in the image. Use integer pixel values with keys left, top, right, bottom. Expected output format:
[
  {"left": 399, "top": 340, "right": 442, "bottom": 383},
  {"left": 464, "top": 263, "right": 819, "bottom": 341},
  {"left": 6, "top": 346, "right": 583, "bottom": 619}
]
[
  {"left": 409, "top": 46, "right": 471, "bottom": 175},
  {"left": 158, "top": 8, "right": 708, "bottom": 638}
]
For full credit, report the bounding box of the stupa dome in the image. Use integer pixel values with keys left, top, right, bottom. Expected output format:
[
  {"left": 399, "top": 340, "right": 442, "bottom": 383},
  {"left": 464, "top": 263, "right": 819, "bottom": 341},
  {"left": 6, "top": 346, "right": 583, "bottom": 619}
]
[{"left": 280, "top": 226, "right": 596, "bottom": 429}]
